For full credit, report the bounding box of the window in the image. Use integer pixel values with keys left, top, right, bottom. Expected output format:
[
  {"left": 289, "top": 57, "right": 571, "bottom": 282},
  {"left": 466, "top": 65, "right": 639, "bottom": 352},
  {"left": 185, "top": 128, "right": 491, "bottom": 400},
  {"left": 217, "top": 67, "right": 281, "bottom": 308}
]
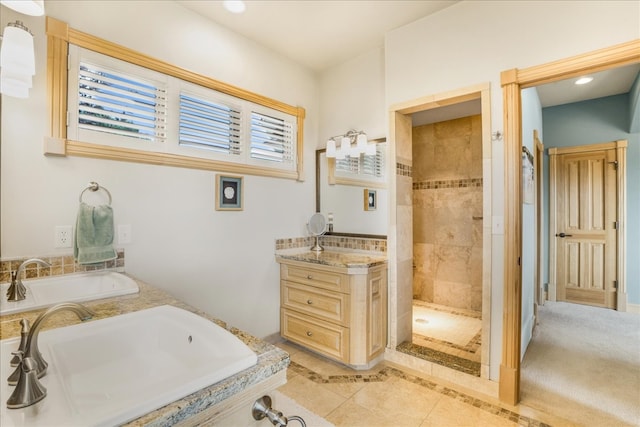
[
  {"left": 335, "top": 143, "right": 385, "bottom": 183},
  {"left": 49, "top": 17, "right": 304, "bottom": 181},
  {"left": 178, "top": 92, "right": 242, "bottom": 155}
]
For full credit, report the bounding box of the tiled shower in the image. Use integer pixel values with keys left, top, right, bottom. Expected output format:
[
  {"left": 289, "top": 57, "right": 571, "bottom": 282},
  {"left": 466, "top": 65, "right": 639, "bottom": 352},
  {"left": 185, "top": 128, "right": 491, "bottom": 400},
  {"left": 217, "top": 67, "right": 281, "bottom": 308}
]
[{"left": 412, "top": 115, "right": 483, "bottom": 312}]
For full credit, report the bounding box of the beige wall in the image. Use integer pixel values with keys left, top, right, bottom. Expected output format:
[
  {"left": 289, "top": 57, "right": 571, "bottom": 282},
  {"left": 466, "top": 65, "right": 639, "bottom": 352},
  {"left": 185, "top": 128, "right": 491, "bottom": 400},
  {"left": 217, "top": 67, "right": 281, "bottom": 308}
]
[{"left": 412, "top": 116, "right": 483, "bottom": 311}]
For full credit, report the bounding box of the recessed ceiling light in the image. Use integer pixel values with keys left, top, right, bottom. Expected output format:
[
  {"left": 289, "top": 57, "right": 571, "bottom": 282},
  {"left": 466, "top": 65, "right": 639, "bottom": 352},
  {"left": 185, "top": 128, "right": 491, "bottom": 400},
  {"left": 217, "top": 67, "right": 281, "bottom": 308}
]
[
  {"left": 223, "top": 0, "right": 246, "bottom": 14},
  {"left": 575, "top": 77, "right": 594, "bottom": 85}
]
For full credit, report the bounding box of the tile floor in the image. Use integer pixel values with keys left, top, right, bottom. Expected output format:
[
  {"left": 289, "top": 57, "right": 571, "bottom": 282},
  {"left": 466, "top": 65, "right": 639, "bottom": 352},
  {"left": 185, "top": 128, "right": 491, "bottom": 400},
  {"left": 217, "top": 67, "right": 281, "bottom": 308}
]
[
  {"left": 275, "top": 341, "right": 574, "bottom": 427},
  {"left": 396, "top": 302, "right": 482, "bottom": 376}
]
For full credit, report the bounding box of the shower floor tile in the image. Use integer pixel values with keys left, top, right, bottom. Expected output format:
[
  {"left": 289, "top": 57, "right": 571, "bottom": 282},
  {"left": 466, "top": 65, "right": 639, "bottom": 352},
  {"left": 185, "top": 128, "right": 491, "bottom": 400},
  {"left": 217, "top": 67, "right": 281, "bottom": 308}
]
[{"left": 397, "top": 301, "right": 482, "bottom": 376}]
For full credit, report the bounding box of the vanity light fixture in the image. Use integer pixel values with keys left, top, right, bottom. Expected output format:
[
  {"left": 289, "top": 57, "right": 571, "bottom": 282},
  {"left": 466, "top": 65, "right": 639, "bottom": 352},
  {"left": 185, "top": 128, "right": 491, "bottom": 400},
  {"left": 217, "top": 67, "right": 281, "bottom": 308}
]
[
  {"left": 575, "top": 76, "right": 593, "bottom": 85},
  {"left": 0, "top": 20, "right": 36, "bottom": 98},
  {"left": 325, "top": 130, "right": 376, "bottom": 159}
]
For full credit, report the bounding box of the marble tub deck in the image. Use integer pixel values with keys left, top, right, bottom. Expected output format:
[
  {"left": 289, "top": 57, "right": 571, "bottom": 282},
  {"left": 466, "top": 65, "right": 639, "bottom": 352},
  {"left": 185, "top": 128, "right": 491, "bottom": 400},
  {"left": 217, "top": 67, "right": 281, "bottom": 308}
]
[{"left": 0, "top": 278, "right": 289, "bottom": 426}]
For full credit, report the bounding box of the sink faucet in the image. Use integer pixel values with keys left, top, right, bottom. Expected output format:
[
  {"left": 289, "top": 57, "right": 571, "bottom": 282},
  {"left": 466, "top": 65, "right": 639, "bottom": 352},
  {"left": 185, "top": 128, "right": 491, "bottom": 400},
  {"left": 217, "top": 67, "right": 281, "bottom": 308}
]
[
  {"left": 6, "top": 258, "right": 51, "bottom": 302},
  {"left": 7, "top": 302, "right": 94, "bottom": 408}
]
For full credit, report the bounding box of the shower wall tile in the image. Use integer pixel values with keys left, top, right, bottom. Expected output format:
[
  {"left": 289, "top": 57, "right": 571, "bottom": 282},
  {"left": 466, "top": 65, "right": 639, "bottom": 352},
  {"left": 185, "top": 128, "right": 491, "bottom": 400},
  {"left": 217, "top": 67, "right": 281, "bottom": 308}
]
[
  {"left": 471, "top": 115, "right": 483, "bottom": 178},
  {"left": 435, "top": 245, "right": 472, "bottom": 285},
  {"left": 413, "top": 243, "right": 434, "bottom": 301},
  {"left": 434, "top": 116, "right": 472, "bottom": 139},
  {"left": 412, "top": 124, "right": 435, "bottom": 181},
  {"left": 434, "top": 280, "right": 471, "bottom": 309},
  {"left": 412, "top": 114, "right": 483, "bottom": 313}
]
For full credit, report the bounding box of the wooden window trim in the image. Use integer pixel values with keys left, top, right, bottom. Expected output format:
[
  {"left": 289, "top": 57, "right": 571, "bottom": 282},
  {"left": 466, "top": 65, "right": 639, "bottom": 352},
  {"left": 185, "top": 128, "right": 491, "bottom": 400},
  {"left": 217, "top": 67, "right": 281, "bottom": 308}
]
[{"left": 45, "top": 17, "right": 306, "bottom": 181}]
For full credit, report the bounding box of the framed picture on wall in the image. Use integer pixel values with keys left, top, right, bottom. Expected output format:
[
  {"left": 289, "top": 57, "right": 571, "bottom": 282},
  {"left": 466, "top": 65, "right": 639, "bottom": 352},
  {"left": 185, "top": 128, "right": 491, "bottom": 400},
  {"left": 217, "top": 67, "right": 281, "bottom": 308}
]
[
  {"left": 216, "top": 174, "right": 243, "bottom": 211},
  {"left": 364, "top": 189, "right": 377, "bottom": 211}
]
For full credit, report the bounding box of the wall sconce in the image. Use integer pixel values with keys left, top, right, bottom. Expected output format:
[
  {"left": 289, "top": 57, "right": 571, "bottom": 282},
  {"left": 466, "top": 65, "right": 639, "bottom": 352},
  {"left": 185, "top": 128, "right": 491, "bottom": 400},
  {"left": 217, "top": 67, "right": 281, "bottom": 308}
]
[
  {"left": 0, "top": 0, "right": 44, "bottom": 98},
  {"left": 325, "top": 130, "right": 376, "bottom": 159},
  {"left": 0, "top": 20, "right": 35, "bottom": 98}
]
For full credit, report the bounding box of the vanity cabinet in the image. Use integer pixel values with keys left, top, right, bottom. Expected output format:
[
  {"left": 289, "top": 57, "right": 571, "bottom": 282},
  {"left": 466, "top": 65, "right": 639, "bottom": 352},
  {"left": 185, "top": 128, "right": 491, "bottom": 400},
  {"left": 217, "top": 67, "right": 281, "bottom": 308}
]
[{"left": 277, "top": 256, "right": 387, "bottom": 369}]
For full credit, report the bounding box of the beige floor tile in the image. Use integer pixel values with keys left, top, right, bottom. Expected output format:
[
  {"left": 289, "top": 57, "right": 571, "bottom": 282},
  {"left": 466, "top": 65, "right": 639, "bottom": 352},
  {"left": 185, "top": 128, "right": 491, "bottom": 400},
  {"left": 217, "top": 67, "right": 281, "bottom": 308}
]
[
  {"left": 351, "top": 376, "right": 442, "bottom": 425},
  {"left": 420, "top": 395, "right": 518, "bottom": 427},
  {"left": 276, "top": 340, "right": 303, "bottom": 357},
  {"left": 323, "top": 381, "right": 367, "bottom": 400},
  {"left": 327, "top": 398, "right": 418, "bottom": 427},
  {"left": 278, "top": 374, "right": 346, "bottom": 418}
]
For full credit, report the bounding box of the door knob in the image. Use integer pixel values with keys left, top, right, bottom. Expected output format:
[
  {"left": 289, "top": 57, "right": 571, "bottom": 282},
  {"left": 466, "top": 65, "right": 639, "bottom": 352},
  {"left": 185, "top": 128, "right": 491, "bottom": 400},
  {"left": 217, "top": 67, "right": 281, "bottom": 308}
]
[{"left": 556, "top": 232, "right": 573, "bottom": 238}]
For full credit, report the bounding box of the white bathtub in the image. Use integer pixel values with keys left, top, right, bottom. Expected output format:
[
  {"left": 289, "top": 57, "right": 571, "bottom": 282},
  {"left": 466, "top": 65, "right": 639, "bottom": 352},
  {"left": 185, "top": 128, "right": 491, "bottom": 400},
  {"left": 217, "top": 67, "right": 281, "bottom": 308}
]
[
  {"left": 0, "top": 305, "right": 258, "bottom": 426},
  {"left": 0, "top": 271, "right": 139, "bottom": 315}
]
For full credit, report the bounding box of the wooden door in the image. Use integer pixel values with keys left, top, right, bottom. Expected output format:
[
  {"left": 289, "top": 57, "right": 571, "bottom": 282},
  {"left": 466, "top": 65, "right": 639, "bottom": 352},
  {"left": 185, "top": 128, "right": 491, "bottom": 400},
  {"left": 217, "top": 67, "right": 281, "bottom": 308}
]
[{"left": 554, "top": 147, "right": 617, "bottom": 308}]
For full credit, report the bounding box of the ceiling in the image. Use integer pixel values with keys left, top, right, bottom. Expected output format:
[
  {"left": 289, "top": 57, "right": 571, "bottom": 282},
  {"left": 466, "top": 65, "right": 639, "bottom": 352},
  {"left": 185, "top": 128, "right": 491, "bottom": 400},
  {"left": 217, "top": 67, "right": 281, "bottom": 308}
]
[
  {"left": 176, "top": 0, "right": 458, "bottom": 72},
  {"left": 176, "top": 1, "right": 639, "bottom": 122}
]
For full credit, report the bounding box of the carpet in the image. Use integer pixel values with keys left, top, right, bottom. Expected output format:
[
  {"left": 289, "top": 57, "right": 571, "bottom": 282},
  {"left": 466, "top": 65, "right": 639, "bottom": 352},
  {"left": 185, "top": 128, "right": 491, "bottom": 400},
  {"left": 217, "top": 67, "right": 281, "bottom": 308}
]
[
  {"left": 520, "top": 301, "right": 640, "bottom": 426},
  {"left": 271, "top": 391, "right": 335, "bottom": 427}
]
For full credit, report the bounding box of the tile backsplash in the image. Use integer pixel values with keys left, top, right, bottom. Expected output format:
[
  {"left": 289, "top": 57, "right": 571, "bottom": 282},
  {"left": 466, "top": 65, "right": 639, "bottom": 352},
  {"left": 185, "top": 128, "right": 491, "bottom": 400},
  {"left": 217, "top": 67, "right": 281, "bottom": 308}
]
[
  {"left": 276, "top": 236, "right": 386, "bottom": 253},
  {"left": 0, "top": 250, "right": 125, "bottom": 283}
]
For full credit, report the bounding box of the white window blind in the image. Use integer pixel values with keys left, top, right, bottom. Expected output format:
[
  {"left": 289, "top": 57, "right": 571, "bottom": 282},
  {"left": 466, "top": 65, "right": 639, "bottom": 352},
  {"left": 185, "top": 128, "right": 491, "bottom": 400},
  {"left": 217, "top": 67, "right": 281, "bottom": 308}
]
[
  {"left": 336, "top": 156, "right": 360, "bottom": 174},
  {"left": 335, "top": 144, "right": 385, "bottom": 180},
  {"left": 179, "top": 92, "right": 241, "bottom": 155},
  {"left": 250, "top": 111, "right": 294, "bottom": 164},
  {"left": 78, "top": 62, "right": 167, "bottom": 142},
  {"left": 362, "top": 148, "right": 384, "bottom": 178}
]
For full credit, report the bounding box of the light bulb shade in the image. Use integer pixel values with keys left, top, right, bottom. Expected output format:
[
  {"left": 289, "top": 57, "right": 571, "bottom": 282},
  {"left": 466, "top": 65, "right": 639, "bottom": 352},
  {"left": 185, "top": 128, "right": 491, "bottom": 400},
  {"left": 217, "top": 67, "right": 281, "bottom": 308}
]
[
  {"left": 0, "top": 75, "right": 29, "bottom": 98},
  {"left": 335, "top": 149, "right": 346, "bottom": 160},
  {"left": 326, "top": 139, "right": 336, "bottom": 157},
  {"left": 0, "top": 1, "right": 44, "bottom": 16},
  {"left": 1, "top": 67, "right": 32, "bottom": 88},
  {"left": 340, "top": 136, "right": 350, "bottom": 152},
  {"left": 356, "top": 133, "right": 367, "bottom": 152},
  {"left": 1, "top": 24, "right": 35, "bottom": 75},
  {"left": 365, "top": 143, "right": 377, "bottom": 156}
]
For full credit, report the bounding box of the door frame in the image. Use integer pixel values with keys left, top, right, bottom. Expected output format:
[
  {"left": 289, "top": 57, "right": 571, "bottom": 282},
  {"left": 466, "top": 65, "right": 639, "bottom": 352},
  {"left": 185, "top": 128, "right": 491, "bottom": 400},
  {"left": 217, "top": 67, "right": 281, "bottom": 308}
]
[
  {"left": 387, "top": 82, "right": 493, "bottom": 380},
  {"left": 534, "top": 130, "right": 544, "bottom": 323},
  {"left": 500, "top": 39, "right": 639, "bottom": 405},
  {"left": 548, "top": 140, "right": 627, "bottom": 308}
]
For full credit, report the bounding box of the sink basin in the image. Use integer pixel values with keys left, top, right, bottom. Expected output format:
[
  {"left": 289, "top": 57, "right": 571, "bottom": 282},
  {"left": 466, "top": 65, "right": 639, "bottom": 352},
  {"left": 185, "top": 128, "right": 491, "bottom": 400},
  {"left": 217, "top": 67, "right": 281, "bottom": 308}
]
[
  {"left": 0, "top": 305, "right": 258, "bottom": 426},
  {"left": 0, "top": 271, "right": 139, "bottom": 315}
]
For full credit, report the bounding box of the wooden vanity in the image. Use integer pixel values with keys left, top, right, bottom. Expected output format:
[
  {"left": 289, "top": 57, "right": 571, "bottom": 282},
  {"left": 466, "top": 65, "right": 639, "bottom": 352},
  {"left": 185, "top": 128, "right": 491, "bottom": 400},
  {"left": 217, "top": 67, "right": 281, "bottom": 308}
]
[{"left": 276, "top": 250, "right": 387, "bottom": 369}]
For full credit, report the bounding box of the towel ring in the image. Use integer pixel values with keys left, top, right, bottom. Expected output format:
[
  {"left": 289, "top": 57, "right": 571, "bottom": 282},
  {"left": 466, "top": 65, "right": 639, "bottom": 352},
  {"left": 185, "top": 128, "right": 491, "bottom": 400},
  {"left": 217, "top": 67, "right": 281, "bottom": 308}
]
[{"left": 79, "top": 181, "right": 112, "bottom": 205}]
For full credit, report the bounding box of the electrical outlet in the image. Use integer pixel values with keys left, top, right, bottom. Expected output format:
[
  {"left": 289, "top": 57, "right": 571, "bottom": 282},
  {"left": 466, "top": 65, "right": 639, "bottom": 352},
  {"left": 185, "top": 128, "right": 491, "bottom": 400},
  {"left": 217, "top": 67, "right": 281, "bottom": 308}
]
[
  {"left": 55, "top": 225, "right": 73, "bottom": 248},
  {"left": 118, "top": 224, "right": 132, "bottom": 244}
]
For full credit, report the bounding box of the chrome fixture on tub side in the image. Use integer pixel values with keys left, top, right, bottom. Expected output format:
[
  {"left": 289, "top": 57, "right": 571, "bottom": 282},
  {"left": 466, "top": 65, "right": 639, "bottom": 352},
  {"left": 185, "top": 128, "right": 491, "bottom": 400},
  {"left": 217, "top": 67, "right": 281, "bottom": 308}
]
[
  {"left": 6, "top": 258, "right": 51, "bottom": 302},
  {"left": 252, "top": 395, "right": 306, "bottom": 427},
  {"left": 7, "top": 302, "right": 94, "bottom": 409}
]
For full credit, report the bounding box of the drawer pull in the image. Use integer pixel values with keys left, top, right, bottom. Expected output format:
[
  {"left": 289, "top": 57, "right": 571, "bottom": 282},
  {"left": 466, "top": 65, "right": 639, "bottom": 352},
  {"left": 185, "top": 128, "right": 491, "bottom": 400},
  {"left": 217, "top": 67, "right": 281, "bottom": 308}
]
[
  {"left": 307, "top": 275, "right": 313, "bottom": 279},
  {"left": 306, "top": 331, "right": 313, "bottom": 337},
  {"left": 307, "top": 299, "right": 313, "bottom": 305}
]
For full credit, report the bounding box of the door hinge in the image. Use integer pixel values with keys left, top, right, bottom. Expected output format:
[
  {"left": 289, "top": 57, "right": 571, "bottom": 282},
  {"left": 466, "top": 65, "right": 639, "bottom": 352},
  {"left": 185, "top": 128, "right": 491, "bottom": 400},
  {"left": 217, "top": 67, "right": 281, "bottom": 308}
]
[
  {"left": 66, "top": 111, "right": 70, "bottom": 127},
  {"left": 613, "top": 280, "right": 618, "bottom": 289},
  {"left": 614, "top": 221, "right": 618, "bottom": 230},
  {"left": 517, "top": 257, "right": 521, "bottom": 266}
]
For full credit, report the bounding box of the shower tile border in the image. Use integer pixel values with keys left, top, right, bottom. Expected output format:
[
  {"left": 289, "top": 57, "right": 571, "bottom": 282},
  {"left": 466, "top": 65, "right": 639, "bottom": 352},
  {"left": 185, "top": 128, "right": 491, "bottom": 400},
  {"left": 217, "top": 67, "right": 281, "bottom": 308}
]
[{"left": 413, "top": 177, "right": 483, "bottom": 190}]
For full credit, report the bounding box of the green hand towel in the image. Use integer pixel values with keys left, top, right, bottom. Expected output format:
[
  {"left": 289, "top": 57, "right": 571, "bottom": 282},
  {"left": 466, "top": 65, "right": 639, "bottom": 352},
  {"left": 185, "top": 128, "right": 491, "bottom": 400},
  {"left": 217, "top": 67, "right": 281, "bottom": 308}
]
[{"left": 74, "top": 202, "right": 117, "bottom": 265}]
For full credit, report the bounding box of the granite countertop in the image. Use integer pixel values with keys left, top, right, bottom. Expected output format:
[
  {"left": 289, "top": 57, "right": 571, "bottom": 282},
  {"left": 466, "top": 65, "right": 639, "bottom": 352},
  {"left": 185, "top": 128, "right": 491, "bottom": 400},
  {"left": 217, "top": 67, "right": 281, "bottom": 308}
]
[
  {"left": 0, "top": 276, "right": 289, "bottom": 427},
  {"left": 275, "top": 249, "right": 387, "bottom": 269}
]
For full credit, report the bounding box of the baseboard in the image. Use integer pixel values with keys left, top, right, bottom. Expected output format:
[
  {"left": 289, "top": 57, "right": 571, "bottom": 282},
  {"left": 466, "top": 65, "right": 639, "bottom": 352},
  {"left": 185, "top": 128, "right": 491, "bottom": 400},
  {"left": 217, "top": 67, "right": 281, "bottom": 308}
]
[
  {"left": 262, "top": 332, "right": 285, "bottom": 345},
  {"left": 627, "top": 303, "right": 640, "bottom": 314}
]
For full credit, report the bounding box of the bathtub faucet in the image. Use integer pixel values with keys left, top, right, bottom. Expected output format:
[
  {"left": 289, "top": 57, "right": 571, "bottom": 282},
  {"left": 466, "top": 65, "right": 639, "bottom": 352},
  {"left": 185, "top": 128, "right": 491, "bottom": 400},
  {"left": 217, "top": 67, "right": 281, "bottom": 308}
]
[
  {"left": 6, "top": 258, "right": 51, "bottom": 302},
  {"left": 6, "top": 302, "right": 94, "bottom": 409}
]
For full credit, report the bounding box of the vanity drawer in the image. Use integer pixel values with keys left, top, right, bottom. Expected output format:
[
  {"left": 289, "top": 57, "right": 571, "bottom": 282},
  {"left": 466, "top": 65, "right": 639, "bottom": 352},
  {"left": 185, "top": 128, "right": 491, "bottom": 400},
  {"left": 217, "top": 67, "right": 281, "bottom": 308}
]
[
  {"left": 282, "top": 281, "right": 349, "bottom": 326},
  {"left": 281, "top": 264, "right": 349, "bottom": 293},
  {"left": 281, "top": 309, "right": 348, "bottom": 362}
]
